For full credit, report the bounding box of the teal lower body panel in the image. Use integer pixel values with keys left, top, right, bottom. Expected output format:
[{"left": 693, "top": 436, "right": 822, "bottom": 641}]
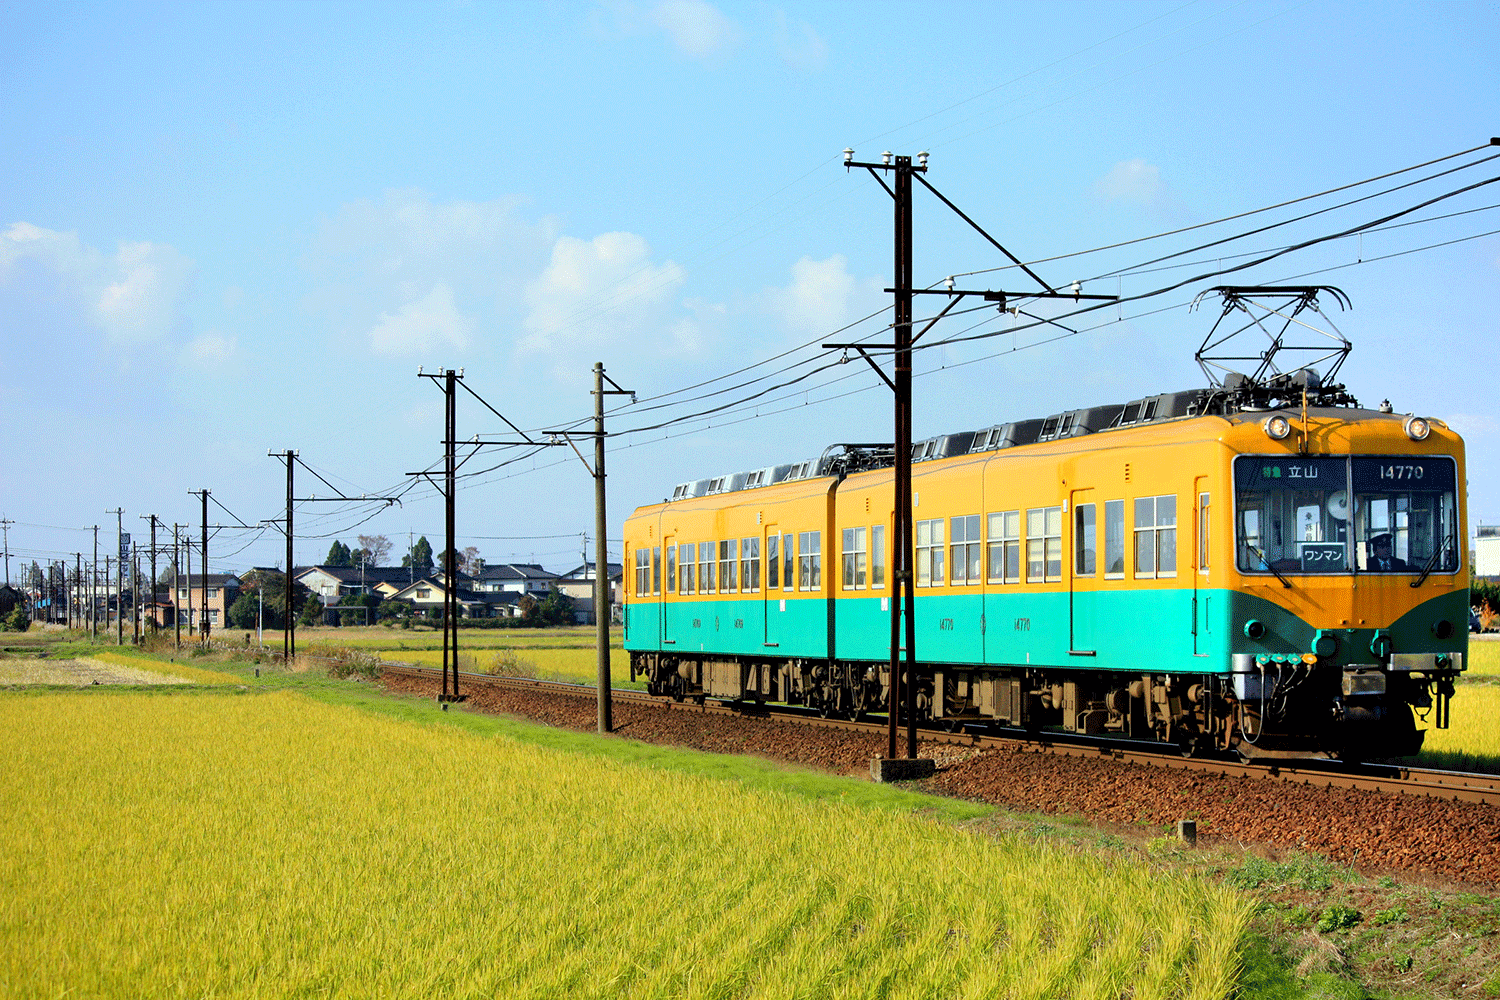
[{"left": 627, "top": 596, "right": 828, "bottom": 660}]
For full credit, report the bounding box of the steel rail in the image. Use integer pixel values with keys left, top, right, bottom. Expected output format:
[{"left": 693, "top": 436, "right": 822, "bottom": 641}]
[{"left": 378, "top": 662, "right": 1500, "bottom": 808}]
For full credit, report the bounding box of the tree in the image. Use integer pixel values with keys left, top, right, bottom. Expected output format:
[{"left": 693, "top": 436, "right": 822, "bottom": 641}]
[
  {"left": 299, "top": 594, "right": 325, "bottom": 627},
  {"left": 438, "top": 545, "right": 481, "bottom": 575},
  {"left": 235, "top": 569, "right": 304, "bottom": 630},
  {"left": 325, "top": 541, "right": 352, "bottom": 567},
  {"left": 335, "top": 593, "right": 379, "bottom": 626},
  {"left": 357, "top": 534, "right": 392, "bottom": 568},
  {"left": 3, "top": 604, "right": 27, "bottom": 632},
  {"left": 401, "top": 536, "right": 434, "bottom": 575}
]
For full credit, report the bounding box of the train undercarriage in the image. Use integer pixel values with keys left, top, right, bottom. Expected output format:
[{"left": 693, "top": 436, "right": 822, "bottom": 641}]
[{"left": 629, "top": 651, "right": 1453, "bottom": 760}]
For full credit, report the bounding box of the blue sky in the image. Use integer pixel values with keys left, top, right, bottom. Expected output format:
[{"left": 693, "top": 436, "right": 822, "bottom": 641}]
[{"left": 1, "top": 0, "right": 1496, "bottom": 577}]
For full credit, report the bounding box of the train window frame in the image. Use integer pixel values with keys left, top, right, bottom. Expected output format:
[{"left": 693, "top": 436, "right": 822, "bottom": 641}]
[
  {"left": 719, "top": 539, "right": 738, "bottom": 593},
  {"left": 766, "top": 534, "right": 779, "bottom": 590},
  {"left": 1198, "top": 493, "right": 1210, "bottom": 575},
  {"left": 1103, "top": 499, "right": 1125, "bottom": 579},
  {"left": 634, "top": 548, "right": 650, "bottom": 597},
  {"left": 1075, "top": 503, "right": 1096, "bottom": 576},
  {"left": 782, "top": 533, "right": 795, "bottom": 591},
  {"left": 949, "top": 514, "right": 982, "bottom": 585},
  {"left": 915, "top": 518, "right": 945, "bottom": 587},
  {"left": 679, "top": 543, "right": 694, "bottom": 595},
  {"left": 871, "top": 524, "right": 886, "bottom": 589},
  {"left": 842, "top": 526, "right": 867, "bottom": 590},
  {"left": 741, "top": 536, "right": 760, "bottom": 593},
  {"left": 987, "top": 510, "right": 1021, "bottom": 584},
  {"left": 1026, "top": 506, "right": 1062, "bottom": 583},
  {"left": 652, "top": 546, "right": 661, "bottom": 596},
  {"left": 1134, "top": 494, "right": 1178, "bottom": 579},
  {"left": 698, "top": 541, "right": 716, "bottom": 594},
  {"left": 666, "top": 545, "right": 676, "bottom": 594},
  {"left": 798, "top": 531, "right": 821, "bottom": 591}
]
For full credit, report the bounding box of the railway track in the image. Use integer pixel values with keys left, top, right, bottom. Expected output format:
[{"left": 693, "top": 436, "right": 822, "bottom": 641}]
[{"left": 379, "top": 662, "right": 1500, "bottom": 808}]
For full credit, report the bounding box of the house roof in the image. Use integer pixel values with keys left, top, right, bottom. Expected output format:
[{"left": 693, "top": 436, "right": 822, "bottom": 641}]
[
  {"left": 294, "top": 565, "right": 418, "bottom": 585},
  {"left": 387, "top": 577, "right": 499, "bottom": 605},
  {"left": 172, "top": 574, "right": 241, "bottom": 588},
  {"left": 475, "top": 563, "right": 557, "bottom": 582},
  {"left": 558, "top": 561, "right": 624, "bottom": 581}
]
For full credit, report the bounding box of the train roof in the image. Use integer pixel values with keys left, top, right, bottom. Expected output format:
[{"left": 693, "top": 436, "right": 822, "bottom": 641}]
[{"left": 664, "top": 372, "right": 1380, "bottom": 502}]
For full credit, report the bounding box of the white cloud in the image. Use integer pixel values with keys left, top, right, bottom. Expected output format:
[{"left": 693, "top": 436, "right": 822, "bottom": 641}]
[
  {"left": 652, "top": 0, "right": 739, "bottom": 59},
  {"left": 520, "top": 232, "right": 688, "bottom": 369},
  {"left": 773, "top": 11, "right": 826, "bottom": 72},
  {"left": 369, "top": 283, "right": 473, "bottom": 356},
  {"left": 1095, "top": 159, "right": 1165, "bottom": 205},
  {"left": 0, "top": 222, "right": 193, "bottom": 343},
  {"left": 765, "top": 254, "right": 865, "bottom": 340},
  {"left": 305, "top": 188, "right": 559, "bottom": 352},
  {"left": 183, "top": 330, "right": 237, "bottom": 366}
]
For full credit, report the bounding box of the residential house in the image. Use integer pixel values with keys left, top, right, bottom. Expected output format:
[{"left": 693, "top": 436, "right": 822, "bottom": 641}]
[
  {"left": 555, "top": 561, "right": 623, "bottom": 624},
  {"left": 295, "top": 565, "right": 420, "bottom": 606},
  {"left": 160, "top": 574, "right": 242, "bottom": 629},
  {"left": 387, "top": 576, "right": 500, "bottom": 619},
  {"left": 470, "top": 563, "right": 557, "bottom": 599}
]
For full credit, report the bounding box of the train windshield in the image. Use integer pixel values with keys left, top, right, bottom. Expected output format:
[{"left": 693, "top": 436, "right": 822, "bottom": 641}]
[{"left": 1234, "top": 455, "right": 1458, "bottom": 575}]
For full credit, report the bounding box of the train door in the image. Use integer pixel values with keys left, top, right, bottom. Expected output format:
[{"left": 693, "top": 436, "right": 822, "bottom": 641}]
[
  {"left": 1070, "top": 489, "right": 1098, "bottom": 654},
  {"left": 660, "top": 532, "right": 675, "bottom": 649},
  {"left": 763, "top": 524, "right": 782, "bottom": 651},
  {"left": 1193, "top": 479, "right": 1210, "bottom": 657}
]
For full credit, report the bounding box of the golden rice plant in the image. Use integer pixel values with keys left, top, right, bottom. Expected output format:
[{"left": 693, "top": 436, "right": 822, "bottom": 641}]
[
  {"left": 384, "top": 646, "right": 628, "bottom": 684},
  {"left": 86, "top": 649, "right": 239, "bottom": 684},
  {"left": 0, "top": 691, "right": 1250, "bottom": 999},
  {"left": 1416, "top": 681, "right": 1500, "bottom": 771},
  {"left": 1464, "top": 639, "right": 1499, "bottom": 676}
]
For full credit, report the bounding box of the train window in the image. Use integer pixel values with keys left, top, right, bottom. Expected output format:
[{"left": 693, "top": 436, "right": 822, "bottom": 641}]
[
  {"left": 988, "top": 511, "right": 1020, "bottom": 584},
  {"left": 679, "top": 543, "right": 694, "bottom": 594},
  {"left": 1026, "top": 507, "right": 1062, "bottom": 582},
  {"left": 766, "top": 534, "right": 779, "bottom": 589},
  {"left": 1134, "top": 495, "right": 1177, "bottom": 578},
  {"left": 1104, "top": 500, "right": 1125, "bottom": 577},
  {"left": 1198, "top": 493, "right": 1210, "bottom": 574},
  {"left": 783, "top": 533, "right": 795, "bottom": 591},
  {"left": 915, "top": 518, "right": 945, "bottom": 586},
  {"left": 741, "top": 537, "right": 760, "bottom": 593},
  {"left": 798, "top": 531, "right": 821, "bottom": 590},
  {"left": 949, "top": 515, "right": 981, "bottom": 585},
  {"left": 699, "top": 541, "right": 716, "bottom": 594},
  {"left": 1075, "top": 504, "right": 1096, "bottom": 576},
  {"left": 842, "top": 527, "right": 867, "bottom": 590},
  {"left": 719, "top": 539, "right": 738, "bottom": 593},
  {"left": 652, "top": 547, "right": 661, "bottom": 595},
  {"left": 634, "top": 548, "right": 650, "bottom": 597},
  {"left": 871, "top": 525, "right": 886, "bottom": 588},
  {"left": 666, "top": 545, "right": 676, "bottom": 594},
  {"left": 1234, "top": 456, "right": 1349, "bottom": 574},
  {"left": 1351, "top": 457, "right": 1458, "bottom": 574}
]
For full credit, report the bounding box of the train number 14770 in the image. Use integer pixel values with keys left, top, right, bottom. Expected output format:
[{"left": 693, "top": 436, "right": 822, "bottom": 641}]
[{"left": 1378, "top": 464, "right": 1425, "bottom": 481}]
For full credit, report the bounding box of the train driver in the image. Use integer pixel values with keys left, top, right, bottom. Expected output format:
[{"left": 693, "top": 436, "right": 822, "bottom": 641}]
[{"left": 1367, "top": 532, "right": 1410, "bottom": 572}]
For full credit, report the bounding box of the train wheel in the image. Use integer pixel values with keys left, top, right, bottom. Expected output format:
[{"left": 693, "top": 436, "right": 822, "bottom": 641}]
[{"left": 1178, "top": 733, "right": 1206, "bottom": 759}]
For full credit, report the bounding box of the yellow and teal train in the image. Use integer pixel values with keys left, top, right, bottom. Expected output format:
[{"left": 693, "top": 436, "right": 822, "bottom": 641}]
[{"left": 622, "top": 378, "right": 1467, "bottom": 759}]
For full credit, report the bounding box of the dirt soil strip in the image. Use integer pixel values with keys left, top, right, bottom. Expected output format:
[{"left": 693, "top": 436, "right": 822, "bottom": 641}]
[
  {"left": 0, "top": 657, "right": 191, "bottom": 686},
  {"left": 382, "top": 672, "right": 1500, "bottom": 887}
]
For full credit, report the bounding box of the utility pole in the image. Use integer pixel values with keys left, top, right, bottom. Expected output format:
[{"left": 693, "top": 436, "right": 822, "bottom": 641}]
[
  {"left": 188, "top": 490, "right": 210, "bottom": 646},
  {"left": 132, "top": 543, "right": 141, "bottom": 644},
  {"left": 74, "top": 554, "right": 82, "bottom": 629},
  {"left": 91, "top": 525, "right": 99, "bottom": 638},
  {"left": 1, "top": 518, "right": 11, "bottom": 587},
  {"left": 141, "top": 515, "right": 159, "bottom": 633},
  {"left": 107, "top": 509, "right": 123, "bottom": 645},
  {"left": 184, "top": 533, "right": 194, "bottom": 637},
  {"left": 173, "top": 525, "right": 182, "bottom": 650},
  {"left": 590, "top": 363, "right": 634, "bottom": 733},
  {"left": 831, "top": 148, "right": 1115, "bottom": 761}
]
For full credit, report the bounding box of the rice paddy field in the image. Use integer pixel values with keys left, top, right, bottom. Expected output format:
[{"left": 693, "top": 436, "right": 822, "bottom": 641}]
[{"left": 0, "top": 690, "right": 1252, "bottom": 999}]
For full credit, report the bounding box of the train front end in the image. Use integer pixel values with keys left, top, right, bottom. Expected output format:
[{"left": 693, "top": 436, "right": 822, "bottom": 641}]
[{"left": 1222, "top": 408, "right": 1467, "bottom": 758}]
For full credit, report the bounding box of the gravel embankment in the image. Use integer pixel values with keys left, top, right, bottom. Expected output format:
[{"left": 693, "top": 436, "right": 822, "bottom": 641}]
[{"left": 382, "top": 671, "right": 1500, "bottom": 886}]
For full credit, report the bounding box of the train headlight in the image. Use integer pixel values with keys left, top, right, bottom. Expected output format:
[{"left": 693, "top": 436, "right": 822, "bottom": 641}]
[
  {"left": 1404, "top": 416, "right": 1430, "bottom": 441},
  {"left": 1262, "top": 415, "right": 1292, "bottom": 440}
]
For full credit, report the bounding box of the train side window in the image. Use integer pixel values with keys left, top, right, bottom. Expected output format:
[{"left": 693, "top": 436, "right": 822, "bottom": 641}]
[
  {"left": 679, "top": 543, "right": 694, "bottom": 594},
  {"left": 782, "top": 533, "right": 794, "bottom": 591},
  {"left": 987, "top": 510, "right": 1020, "bottom": 584},
  {"left": 699, "top": 541, "right": 716, "bottom": 594},
  {"left": 949, "top": 514, "right": 981, "bottom": 585},
  {"left": 871, "top": 525, "right": 886, "bottom": 589},
  {"left": 1135, "top": 495, "right": 1178, "bottom": 579},
  {"left": 652, "top": 546, "right": 661, "bottom": 595},
  {"left": 798, "top": 531, "right": 821, "bottom": 590},
  {"left": 1075, "top": 504, "right": 1096, "bottom": 576},
  {"left": 916, "top": 518, "right": 945, "bottom": 586},
  {"left": 1027, "top": 507, "right": 1062, "bottom": 582},
  {"left": 842, "top": 526, "right": 867, "bottom": 590},
  {"left": 666, "top": 545, "right": 676, "bottom": 594},
  {"left": 766, "top": 534, "right": 779, "bottom": 589},
  {"left": 1104, "top": 500, "right": 1125, "bottom": 578},
  {"left": 1198, "top": 493, "right": 1210, "bottom": 574},
  {"left": 634, "top": 548, "right": 650, "bottom": 597},
  {"left": 719, "top": 539, "right": 738, "bottom": 593},
  {"left": 741, "top": 536, "right": 760, "bottom": 593}
]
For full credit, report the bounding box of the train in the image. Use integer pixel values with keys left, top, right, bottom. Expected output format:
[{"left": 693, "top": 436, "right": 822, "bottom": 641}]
[{"left": 621, "top": 365, "right": 1468, "bottom": 761}]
